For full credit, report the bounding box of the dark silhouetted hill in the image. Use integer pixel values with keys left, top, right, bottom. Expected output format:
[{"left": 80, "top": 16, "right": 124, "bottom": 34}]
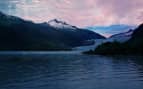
[{"left": 0, "top": 12, "right": 105, "bottom": 50}]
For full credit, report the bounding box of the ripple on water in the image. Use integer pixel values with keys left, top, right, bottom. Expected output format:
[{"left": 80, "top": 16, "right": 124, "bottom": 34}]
[{"left": 0, "top": 53, "right": 143, "bottom": 89}]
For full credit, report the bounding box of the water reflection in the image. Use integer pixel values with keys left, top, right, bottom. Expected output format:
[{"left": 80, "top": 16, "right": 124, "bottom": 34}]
[{"left": 0, "top": 54, "right": 143, "bottom": 89}]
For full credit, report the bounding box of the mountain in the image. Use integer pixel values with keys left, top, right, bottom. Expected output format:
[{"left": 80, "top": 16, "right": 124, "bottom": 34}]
[
  {"left": 127, "top": 23, "right": 143, "bottom": 50},
  {"left": 48, "top": 19, "right": 77, "bottom": 30},
  {"left": 107, "top": 29, "right": 134, "bottom": 43},
  {"left": 74, "top": 30, "right": 134, "bottom": 52},
  {"left": 40, "top": 19, "right": 106, "bottom": 46},
  {"left": 84, "top": 23, "right": 143, "bottom": 55},
  {"left": 87, "top": 24, "right": 135, "bottom": 37},
  {"left": 0, "top": 12, "right": 105, "bottom": 50}
]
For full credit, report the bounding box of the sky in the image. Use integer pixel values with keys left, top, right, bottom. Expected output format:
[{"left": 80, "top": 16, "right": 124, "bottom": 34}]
[{"left": 0, "top": 0, "right": 143, "bottom": 27}]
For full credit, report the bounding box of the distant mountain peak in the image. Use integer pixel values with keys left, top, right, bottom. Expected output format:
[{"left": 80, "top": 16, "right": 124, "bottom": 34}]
[
  {"left": 86, "top": 24, "right": 136, "bottom": 37},
  {"left": 48, "top": 19, "right": 77, "bottom": 29},
  {"left": 49, "top": 19, "right": 67, "bottom": 24},
  {"left": 110, "top": 29, "right": 134, "bottom": 38},
  {"left": 106, "top": 29, "right": 134, "bottom": 43}
]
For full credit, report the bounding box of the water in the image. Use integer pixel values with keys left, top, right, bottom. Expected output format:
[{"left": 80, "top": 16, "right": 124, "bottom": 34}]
[{"left": 0, "top": 52, "right": 143, "bottom": 89}]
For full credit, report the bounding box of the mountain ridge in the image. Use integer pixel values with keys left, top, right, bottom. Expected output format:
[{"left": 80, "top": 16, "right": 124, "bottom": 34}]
[
  {"left": 84, "top": 23, "right": 143, "bottom": 55},
  {"left": 86, "top": 24, "right": 136, "bottom": 37},
  {"left": 0, "top": 12, "right": 105, "bottom": 50}
]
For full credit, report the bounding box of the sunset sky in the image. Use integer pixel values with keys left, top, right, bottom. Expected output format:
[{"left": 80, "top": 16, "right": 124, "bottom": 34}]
[{"left": 0, "top": 0, "right": 143, "bottom": 27}]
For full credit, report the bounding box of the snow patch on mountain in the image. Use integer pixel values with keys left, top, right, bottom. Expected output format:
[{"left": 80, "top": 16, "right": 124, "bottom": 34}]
[
  {"left": 73, "top": 30, "right": 134, "bottom": 52},
  {"left": 48, "top": 19, "right": 77, "bottom": 30},
  {"left": 86, "top": 24, "right": 136, "bottom": 37},
  {"left": 107, "top": 30, "right": 134, "bottom": 43}
]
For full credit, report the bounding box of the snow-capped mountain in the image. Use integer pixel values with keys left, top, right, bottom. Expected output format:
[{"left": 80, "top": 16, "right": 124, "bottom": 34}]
[
  {"left": 87, "top": 24, "right": 136, "bottom": 37},
  {"left": 0, "top": 11, "right": 106, "bottom": 50},
  {"left": 74, "top": 30, "right": 135, "bottom": 52},
  {"left": 107, "top": 30, "right": 134, "bottom": 43},
  {"left": 48, "top": 19, "right": 77, "bottom": 29}
]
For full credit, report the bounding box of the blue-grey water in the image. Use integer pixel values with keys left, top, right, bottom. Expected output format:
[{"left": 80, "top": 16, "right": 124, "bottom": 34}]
[{"left": 0, "top": 52, "right": 143, "bottom": 89}]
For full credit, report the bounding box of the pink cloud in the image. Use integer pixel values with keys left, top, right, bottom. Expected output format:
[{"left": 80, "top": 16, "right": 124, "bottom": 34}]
[{"left": 4, "top": 0, "right": 143, "bottom": 27}]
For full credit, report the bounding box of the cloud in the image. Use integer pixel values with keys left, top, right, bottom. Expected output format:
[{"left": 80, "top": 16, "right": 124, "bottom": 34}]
[
  {"left": 95, "top": 0, "right": 143, "bottom": 25},
  {"left": 0, "top": 0, "right": 143, "bottom": 27}
]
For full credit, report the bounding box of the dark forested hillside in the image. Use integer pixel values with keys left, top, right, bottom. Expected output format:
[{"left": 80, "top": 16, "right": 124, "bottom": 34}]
[{"left": 0, "top": 12, "right": 105, "bottom": 50}]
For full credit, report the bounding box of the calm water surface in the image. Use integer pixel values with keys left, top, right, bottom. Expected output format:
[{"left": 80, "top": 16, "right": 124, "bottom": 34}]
[{"left": 0, "top": 52, "right": 143, "bottom": 89}]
